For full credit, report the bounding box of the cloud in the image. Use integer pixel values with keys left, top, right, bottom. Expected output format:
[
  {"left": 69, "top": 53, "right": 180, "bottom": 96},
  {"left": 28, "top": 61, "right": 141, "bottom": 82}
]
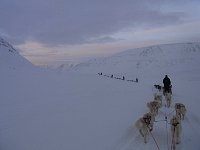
[{"left": 0, "top": 0, "right": 189, "bottom": 46}]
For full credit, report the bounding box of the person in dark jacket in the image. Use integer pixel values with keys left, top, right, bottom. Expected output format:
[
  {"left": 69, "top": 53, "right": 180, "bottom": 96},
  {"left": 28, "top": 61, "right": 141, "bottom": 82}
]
[
  {"left": 122, "top": 76, "right": 125, "bottom": 80},
  {"left": 163, "top": 75, "right": 171, "bottom": 94}
]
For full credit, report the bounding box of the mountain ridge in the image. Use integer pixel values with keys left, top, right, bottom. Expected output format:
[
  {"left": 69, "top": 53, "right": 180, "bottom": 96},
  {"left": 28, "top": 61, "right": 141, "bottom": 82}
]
[
  {"left": 0, "top": 37, "right": 33, "bottom": 69},
  {"left": 69, "top": 42, "right": 200, "bottom": 74}
]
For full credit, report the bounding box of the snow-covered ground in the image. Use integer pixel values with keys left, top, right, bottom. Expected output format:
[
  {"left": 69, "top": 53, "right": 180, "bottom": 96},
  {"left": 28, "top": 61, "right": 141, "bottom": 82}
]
[{"left": 0, "top": 38, "right": 200, "bottom": 150}]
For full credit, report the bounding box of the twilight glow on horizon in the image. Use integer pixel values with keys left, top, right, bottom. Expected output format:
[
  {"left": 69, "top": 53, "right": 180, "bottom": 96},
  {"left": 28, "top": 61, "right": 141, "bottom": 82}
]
[{"left": 1, "top": 0, "right": 200, "bottom": 66}]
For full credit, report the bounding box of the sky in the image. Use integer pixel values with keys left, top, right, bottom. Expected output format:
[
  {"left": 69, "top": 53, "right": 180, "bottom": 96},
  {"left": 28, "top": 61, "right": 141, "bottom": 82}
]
[{"left": 0, "top": 0, "right": 200, "bottom": 66}]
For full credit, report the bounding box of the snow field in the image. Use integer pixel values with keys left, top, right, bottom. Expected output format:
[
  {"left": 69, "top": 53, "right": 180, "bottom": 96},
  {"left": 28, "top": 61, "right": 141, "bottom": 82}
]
[{"left": 0, "top": 40, "right": 200, "bottom": 150}]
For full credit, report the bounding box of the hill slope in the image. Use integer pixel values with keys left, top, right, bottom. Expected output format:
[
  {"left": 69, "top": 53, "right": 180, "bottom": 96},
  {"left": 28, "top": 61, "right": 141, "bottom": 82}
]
[{"left": 0, "top": 37, "right": 33, "bottom": 69}]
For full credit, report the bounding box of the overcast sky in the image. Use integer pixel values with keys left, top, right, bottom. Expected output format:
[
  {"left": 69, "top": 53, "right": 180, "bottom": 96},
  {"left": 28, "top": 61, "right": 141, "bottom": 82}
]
[{"left": 1, "top": 0, "right": 200, "bottom": 66}]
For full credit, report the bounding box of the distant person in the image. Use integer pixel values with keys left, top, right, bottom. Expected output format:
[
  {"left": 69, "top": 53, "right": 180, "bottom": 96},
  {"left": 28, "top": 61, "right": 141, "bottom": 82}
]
[
  {"left": 163, "top": 75, "right": 171, "bottom": 94},
  {"left": 136, "top": 78, "right": 138, "bottom": 83},
  {"left": 122, "top": 76, "right": 125, "bottom": 80},
  {"left": 111, "top": 74, "right": 113, "bottom": 78}
]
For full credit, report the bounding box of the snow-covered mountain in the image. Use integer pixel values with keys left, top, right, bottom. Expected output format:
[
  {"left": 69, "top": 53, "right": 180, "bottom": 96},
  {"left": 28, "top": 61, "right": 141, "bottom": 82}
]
[
  {"left": 72, "top": 42, "right": 200, "bottom": 73},
  {"left": 0, "top": 37, "right": 33, "bottom": 69},
  {"left": 47, "top": 62, "right": 80, "bottom": 71},
  {"left": 0, "top": 42, "right": 200, "bottom": 150}
]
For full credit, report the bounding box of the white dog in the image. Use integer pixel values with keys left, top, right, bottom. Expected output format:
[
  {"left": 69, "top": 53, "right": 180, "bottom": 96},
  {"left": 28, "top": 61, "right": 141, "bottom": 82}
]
[
  {"left": 170, "top": 116, "right": 182, "bottom": 149},
  {"left": 147, "top": 101, "right": 160, "bottom": 116},
  {"left": 175, "top": 103, "right": 186, "bottom": 120},
  {"left": 135, "top": 112, "right": 155, "bottom": 143},
  {"left": 165, "top": 92, "right": 172, "bottom": 108},
  {"left": 154, "top": 93, "right": 162, "bottom": 108}
]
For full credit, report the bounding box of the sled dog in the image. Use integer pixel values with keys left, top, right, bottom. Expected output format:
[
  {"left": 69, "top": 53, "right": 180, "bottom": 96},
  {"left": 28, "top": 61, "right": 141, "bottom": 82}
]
[
  {"left": 170, "top": 116, "right": 182, "bottom": 149},
  {"left": 154, "top": 84, "right": 163, "bottom": 91},
  {"left": 154, "top": 93, "right": 162, "bottom": 108},
  {"left": 135, "top": 112, "right": 155, "bottom": 143},
  {"left": 165, "top": 92, "right": 172, "bottom": 108},
  {"left": 175, "top": 103, "right": 186, "bottom": 120},
  {"left": 147, "top": 101, "right": 160, "bottom": 115}
]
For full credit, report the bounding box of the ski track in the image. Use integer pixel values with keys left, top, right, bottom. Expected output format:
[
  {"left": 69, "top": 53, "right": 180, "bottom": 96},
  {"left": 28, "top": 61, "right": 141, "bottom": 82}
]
[{"left": 179, "top": 114, "right": 200, "bottom": 149}]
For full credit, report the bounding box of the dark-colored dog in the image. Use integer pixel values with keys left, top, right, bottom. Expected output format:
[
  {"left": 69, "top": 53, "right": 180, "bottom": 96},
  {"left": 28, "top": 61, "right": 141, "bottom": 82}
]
[{"left": 154, "top": 84, "right": 162, "bottom": 90}]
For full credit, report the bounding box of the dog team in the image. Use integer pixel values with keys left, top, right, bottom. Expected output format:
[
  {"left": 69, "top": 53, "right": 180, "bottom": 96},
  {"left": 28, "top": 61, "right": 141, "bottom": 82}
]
[
  {"left": 135, "top": 75, "right": 187, "bottom": 150},
  {"left": 98, "top": 72, "right": 139, "bottom": 83}
]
